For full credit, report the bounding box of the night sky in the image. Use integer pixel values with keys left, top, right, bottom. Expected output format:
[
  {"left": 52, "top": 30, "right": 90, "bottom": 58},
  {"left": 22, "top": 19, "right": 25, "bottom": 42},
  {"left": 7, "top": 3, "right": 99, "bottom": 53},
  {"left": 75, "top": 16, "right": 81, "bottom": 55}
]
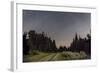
[{"left": 23, "top": 10, "right": 91, "bottom": 48}]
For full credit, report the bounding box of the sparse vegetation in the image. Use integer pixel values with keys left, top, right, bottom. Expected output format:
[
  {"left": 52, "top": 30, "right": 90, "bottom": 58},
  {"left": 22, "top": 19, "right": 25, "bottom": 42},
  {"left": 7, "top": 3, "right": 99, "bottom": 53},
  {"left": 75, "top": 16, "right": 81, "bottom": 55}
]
[{"left": 23, "top": 51, "right": 88, "bottom": 62}]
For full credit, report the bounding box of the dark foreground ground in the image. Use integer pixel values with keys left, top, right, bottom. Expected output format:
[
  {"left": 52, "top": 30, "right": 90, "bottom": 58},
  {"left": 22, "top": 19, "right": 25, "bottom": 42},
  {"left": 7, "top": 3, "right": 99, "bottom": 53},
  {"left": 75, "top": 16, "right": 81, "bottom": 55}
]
[{"left": 23, "top": 51, "right": 90, "bottom": 62}]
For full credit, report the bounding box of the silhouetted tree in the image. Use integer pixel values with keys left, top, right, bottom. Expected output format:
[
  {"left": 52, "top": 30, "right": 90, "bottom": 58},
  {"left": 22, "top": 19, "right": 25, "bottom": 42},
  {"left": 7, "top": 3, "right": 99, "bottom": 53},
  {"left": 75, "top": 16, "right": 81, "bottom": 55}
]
[
  {"left": 28, "top": 30, "right": 36, "bottom": 54},
  {"left": 23, "top": 30, "right": 91, "bottom": 57},
  {"left": 69, "top": 33, "right": 91, "bottom": 55},
  {"left": 24, "top": 30, "right": 57, "bottom": 53},
  {"left": 58, "top": 46, "right": 67, "bottom": 52},
  {"left": 23, "top": 32, "right": 29, "bottom": 55}
]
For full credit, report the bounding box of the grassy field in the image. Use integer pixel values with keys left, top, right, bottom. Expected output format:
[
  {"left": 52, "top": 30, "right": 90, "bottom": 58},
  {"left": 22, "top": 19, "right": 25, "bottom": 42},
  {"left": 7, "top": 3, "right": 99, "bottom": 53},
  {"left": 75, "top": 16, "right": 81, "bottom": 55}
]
[{"left": 23, "top": 51, "right": 90, "bottom": 62}]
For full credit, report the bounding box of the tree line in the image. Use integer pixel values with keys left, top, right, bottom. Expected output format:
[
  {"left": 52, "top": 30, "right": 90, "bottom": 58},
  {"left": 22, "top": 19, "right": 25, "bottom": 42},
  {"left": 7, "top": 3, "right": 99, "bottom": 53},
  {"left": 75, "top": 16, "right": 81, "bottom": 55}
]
[
  {"left": 23, "top": 30, "right": 91, "bottom": 56},
  {"left": 69, "top": 33, "right": 91, "bottom": 55}
]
